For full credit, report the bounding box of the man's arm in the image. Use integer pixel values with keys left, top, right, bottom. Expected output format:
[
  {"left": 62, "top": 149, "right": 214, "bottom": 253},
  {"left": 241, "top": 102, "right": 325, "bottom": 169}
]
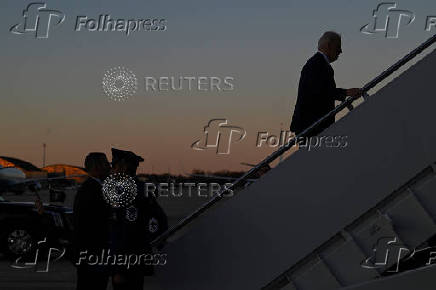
[
  {"left": 300, "top": 60, "right": 361, "bottom": 106},
  {"left": 333, "top": 88, "right": 362, "bottom": 112},
  {"left": 330, "top": 84, "right": 362, "bottom": 103},
  {"left": 325, "top": 64, "right": 361, "bottom": 102}
]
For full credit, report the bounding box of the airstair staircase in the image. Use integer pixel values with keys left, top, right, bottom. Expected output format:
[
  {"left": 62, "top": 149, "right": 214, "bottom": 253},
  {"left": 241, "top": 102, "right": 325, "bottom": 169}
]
[{"left": 152, "top": 34, "right": 436, "bottom": 290}]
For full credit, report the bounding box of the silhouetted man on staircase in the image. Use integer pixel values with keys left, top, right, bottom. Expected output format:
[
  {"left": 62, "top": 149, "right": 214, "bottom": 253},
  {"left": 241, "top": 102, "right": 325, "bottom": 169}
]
[{"left": 290, "top": 31, "right": 362, "bottom": 137}]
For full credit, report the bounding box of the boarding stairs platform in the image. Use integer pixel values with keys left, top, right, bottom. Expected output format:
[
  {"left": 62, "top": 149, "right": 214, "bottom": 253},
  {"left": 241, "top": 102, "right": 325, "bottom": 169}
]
[{"left": 152, "top": 34, "right": 436, "bottom": 289}]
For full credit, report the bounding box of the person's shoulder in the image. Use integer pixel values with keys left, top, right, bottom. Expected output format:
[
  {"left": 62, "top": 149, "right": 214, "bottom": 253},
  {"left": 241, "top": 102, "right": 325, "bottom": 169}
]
[
  {"left": 80, "top": 177, "right": 97, "bottom": 186},
  {"left": 301, "top": 53, "right": 329, "bottom": 77},
  {"left": 77, "top": 177, "right": 100, "bottom": 193},
  {"left": 305, "top": 52, "right": 324, "bottom": 68}
]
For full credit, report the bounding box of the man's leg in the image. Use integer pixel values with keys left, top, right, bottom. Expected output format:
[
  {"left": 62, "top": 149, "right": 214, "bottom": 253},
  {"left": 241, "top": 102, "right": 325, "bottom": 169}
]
[
  {"left": 76, "top": 268, "right": 108, "bottom": 290},
  {"left": 112, "top": 272, "right": 144, "bottom": 290},
  {"left": 128, "top": 273, "right": 145, "bottom": 290}
]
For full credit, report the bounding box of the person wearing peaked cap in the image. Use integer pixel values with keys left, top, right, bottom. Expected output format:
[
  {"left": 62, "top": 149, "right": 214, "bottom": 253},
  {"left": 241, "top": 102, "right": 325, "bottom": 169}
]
[
  {"left": 108, "top": 148, "right": 168, "bottom": 290},
  {"left": 111, "top": 148, "right": 144, "bottom": 177},
  {"left": 111, "top": 148, "right": 144, "bottom": 164}
]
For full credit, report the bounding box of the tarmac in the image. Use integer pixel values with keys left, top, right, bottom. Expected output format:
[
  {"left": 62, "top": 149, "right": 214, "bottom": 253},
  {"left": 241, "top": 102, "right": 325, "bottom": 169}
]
[{"left": 0, "top": 184, "right": 224, "bottom": 289}]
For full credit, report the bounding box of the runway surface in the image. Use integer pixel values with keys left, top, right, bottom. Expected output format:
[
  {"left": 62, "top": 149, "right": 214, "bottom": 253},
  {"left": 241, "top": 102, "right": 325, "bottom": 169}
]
[{"left": 0, "top": 185, "right": 229, "bottom": 289}]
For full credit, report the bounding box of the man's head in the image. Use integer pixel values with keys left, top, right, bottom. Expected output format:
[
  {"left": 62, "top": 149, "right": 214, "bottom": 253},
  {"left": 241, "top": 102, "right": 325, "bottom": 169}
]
[
  {"left": 318, "top": 31, "right": 342, "bottom": 63},
  {"left": 111, "top": 148, "right": 144, "bottom": 177},
  {"left": 84, "top": 152, "right": 111, "bottom": 180}
]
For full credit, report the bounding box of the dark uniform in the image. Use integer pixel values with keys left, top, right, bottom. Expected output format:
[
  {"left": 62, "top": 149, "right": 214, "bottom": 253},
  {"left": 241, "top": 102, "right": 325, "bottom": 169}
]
[
  {"left": 72, "top": 149, "right": 168, "bottom": 290},
  {"left": 72, "top": 177, "right": 112, "bottom": 290},
  {"left": 109, "top": 149, "right": 168, "bottom": 290}
]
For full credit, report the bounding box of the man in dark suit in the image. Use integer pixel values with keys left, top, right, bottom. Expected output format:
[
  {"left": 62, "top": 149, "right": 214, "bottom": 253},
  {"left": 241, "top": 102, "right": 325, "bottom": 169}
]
[
  {"left": 73, "top": 152, "right": 111, "bottom": 290},
  {"left": 290, "top": 31, "right": 362, "bottom": 137}
]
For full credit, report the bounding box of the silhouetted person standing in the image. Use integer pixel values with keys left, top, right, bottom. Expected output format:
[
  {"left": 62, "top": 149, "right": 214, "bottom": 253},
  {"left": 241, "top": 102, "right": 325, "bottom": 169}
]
[
  {"left": 73, "top": 152, "right": 111, "bottom": 290},
  {"left": 109, "top": 148, "right": 168, "bottom": 290},
  {"left": 290, "top": 31, "right": 362, "bottom": 137}
]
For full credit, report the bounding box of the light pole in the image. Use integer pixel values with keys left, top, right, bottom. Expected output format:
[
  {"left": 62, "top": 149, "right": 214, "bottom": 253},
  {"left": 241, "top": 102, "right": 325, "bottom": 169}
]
[{"left": 42, "top": 143, "right": 46, "bottom": 168}]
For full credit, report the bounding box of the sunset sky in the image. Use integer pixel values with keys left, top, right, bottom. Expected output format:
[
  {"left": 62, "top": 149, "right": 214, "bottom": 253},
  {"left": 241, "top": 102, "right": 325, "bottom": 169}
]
[{"left": 1, "top": 0, "right": 435, "bottom": 174}]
